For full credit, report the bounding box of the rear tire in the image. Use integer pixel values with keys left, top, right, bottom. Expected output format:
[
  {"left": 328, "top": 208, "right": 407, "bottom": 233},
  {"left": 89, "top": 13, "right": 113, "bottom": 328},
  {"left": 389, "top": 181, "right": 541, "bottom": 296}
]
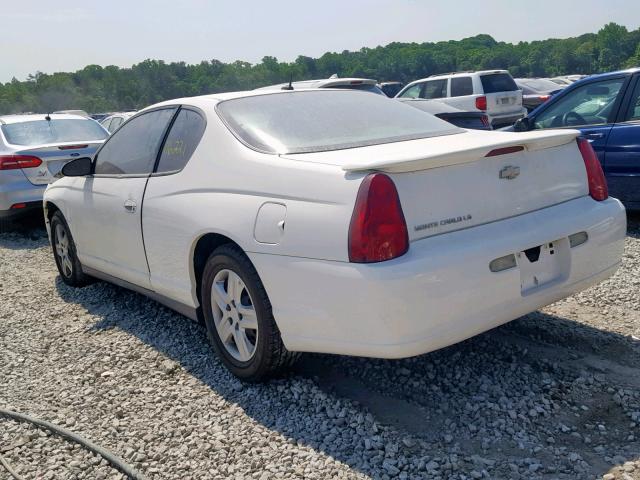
[
  {"left": 201, "top": 244, "right": 299, "bottom": 381},
  {"left": 50, "top": 211, "right": 93, "bottom": 287}
]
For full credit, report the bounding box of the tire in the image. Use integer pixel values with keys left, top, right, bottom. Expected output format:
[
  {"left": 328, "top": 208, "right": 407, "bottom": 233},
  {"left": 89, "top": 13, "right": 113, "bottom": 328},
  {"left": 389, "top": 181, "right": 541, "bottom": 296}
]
[
  {"left": 201, "top": 244, "right": 299, "bottom": 381},
  {"left": 50, "top": 211, "right": 93, "bottom": 287}
]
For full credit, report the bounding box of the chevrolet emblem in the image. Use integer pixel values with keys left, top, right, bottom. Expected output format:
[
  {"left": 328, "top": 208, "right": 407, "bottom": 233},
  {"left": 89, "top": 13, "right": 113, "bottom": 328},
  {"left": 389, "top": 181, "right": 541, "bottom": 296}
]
[{"left": 499, "top": 165, "right": 520, "bottom": 180}]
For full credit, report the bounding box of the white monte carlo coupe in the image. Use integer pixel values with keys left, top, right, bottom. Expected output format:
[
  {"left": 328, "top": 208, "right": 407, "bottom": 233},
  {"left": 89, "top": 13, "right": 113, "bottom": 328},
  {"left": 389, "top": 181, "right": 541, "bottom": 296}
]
[{"left": 43, "top": 89, "right": 626, "bottom": 381}]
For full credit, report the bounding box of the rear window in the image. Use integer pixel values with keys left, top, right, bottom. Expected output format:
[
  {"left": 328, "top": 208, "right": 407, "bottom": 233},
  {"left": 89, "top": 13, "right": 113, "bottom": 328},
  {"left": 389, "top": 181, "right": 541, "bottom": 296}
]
[
  {"left": 480, "top": 73, "right": 518, "bottom": 94},
  {"left": 1, "top": 119, "right": 108, "bottom": 146},
  {"left": 217, "top": 90, "right": 460, "bottom": 154}
]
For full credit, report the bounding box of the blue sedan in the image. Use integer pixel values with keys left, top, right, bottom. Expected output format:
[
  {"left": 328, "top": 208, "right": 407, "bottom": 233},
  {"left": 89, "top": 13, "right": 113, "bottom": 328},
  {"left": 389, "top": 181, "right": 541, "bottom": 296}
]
[{"left": 514, "top": 68, "right": 640, "bottom": 209}]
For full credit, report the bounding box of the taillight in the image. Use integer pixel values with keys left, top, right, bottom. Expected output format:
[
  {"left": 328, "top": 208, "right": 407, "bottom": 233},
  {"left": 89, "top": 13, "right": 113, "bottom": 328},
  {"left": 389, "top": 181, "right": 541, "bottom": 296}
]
[
  {"left": 577, "top": 137, "right": 608, "bottom": 201},
  {"left": 539, "top": 95, "right": 551, "bottom": 102},
  {"left": 0, "top": 155, "right": 42, "bottom": 170},
  {"left": 475, "top": 96, "right": 487, "bottom": 111},
  {"left": 349, "top": 173, "right": 409, "bottom": 263}
]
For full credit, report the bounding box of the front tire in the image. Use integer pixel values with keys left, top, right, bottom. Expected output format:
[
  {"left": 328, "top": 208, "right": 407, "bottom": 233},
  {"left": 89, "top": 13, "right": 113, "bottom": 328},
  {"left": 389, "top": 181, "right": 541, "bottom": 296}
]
[
  {"left": 50, "top": 211, "right": 93, "bottom": 287},
  {"left": 201, "top": 244, "right": 299, "bottom": 381}
]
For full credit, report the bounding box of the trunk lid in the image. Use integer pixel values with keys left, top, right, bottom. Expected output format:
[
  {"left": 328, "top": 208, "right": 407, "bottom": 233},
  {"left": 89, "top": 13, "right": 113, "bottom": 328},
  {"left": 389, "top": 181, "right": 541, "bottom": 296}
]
[
  {"left": 283, "top": 129, "right": 588, "bottom": 241},
  {"left": 16, "top": 141, "right": 103, "bottom": 185}
]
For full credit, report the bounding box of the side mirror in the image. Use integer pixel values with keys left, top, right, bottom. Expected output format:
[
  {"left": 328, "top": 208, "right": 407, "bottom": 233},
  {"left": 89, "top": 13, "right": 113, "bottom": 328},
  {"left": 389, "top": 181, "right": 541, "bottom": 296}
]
[
  {"left": 513, "top": 117, "right": 531, "bottom": 132},
  {"left": 61, "top": 157, "right": 92, "bottom": 177}
]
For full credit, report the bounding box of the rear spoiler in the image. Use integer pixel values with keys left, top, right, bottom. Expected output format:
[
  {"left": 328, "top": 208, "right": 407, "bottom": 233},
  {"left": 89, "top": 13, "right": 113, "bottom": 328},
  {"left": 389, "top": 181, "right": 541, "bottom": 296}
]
[{"left": 342, "top": 129, "right": 580, "bottom": 173}]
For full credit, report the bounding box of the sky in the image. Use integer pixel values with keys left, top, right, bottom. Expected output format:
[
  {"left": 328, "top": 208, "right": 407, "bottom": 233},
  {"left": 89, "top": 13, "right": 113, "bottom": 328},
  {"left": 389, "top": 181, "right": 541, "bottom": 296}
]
[{"left": 2, "top": 0, "right": 640, "bottom": 83}]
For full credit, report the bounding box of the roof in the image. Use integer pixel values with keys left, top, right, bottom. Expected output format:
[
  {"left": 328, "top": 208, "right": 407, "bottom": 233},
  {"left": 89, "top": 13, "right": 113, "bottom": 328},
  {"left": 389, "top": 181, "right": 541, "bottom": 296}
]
[
  {"left": 0, "top": 113, "right": 90, "bottom": 125},
  {"left": 256, "top": 77, "right": 378, "bottom": 91},
  {"left": 405, "top": 70, "right": 510, "bottom": 86}
]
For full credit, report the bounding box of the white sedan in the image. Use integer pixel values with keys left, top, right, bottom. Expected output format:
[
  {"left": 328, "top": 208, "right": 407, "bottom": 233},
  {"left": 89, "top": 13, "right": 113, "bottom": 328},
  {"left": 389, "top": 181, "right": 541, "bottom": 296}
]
[{"left": 44, "top": 89, "right": 626, "bottom": 381}]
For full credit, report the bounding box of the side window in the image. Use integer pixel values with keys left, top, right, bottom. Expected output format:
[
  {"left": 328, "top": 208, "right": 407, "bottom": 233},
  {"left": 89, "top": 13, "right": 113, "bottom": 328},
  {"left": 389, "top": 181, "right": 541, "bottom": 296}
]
[
  {"left": 156, "top": 109, "right": 206, "bottom": 174},
  {"left": 398, "top": 83, "right": 423, "bottom": 99},
  {"left": 94, "top": 108, "right": 176, "bottom": 175},
  {"left": 422, "top": 79, "right": 448, "bottom": 99},
  {"left": 451, "top": 77, "right": 473, "bottom": 97},
  {"left": 101, "top": 118, "right": 112, "bottom": 131},
  {"left": 533, "top": 78, "right": 625, "bottom": 129},
  {"left": 623, "top": 78, "right": 640, "bottom": 122},
  {"left": 108, "top": 116, "right": 123, "bottom": 133}
]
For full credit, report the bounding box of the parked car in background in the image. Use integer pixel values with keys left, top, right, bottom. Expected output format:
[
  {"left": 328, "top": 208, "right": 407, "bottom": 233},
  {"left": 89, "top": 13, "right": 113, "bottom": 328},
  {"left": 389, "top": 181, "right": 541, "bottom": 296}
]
[
  {"left": 513, "top": 68, "right": 640, "bottom": 209},
  {"left": 549, "top": 75, "right": 587, "bottom": 87},
  {"left": 90, "top": 113, "right": 112, "bottom": 122},
  {"left": 398, "top": 98, "right": 491, "bottom": 130},
  {"left": 515, "top": 78, "right": 564, "bottom": 112},
  {"left": 53, "top": 110, "right": 90, "bottom": 118},
  {"left": 258, "top": 75, "right": 386, "bottom": 95},
  {"left": 396, "top": 70, "right": 526, "bottom": 128},
  {"left": 0, "top": 114, "right": 107, "bottom": 219},
  {"left": 379, "top": 81, "right": 404, "bottom": 97},
  {"left": 100, "top": 112, "right": 136, "bottom": 134},
  {"left": 44, "top": 89, "right": 625, "bottom": 381}
]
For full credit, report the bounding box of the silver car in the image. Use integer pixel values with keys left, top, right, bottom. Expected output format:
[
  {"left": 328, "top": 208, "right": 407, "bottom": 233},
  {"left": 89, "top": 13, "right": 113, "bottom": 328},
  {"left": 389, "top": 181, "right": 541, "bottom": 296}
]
[
  {"left": 0, "top": 114, "right": 108, "bottom": 220},
  {"left": 100, "top": 112, "right": 136, "bottom": 134}
]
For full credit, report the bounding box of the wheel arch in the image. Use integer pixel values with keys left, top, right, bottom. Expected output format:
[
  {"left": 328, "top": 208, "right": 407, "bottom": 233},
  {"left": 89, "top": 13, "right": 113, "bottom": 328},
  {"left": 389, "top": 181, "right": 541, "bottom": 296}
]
[{"left": 191, "top": 231, "right": 247, "bottom": 320}]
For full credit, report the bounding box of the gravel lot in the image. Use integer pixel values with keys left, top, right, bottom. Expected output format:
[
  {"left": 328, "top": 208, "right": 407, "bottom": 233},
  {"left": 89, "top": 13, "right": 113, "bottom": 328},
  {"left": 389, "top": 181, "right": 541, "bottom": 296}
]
[{"left": 1, "top": 212, "right": 639, "bottom": 480}]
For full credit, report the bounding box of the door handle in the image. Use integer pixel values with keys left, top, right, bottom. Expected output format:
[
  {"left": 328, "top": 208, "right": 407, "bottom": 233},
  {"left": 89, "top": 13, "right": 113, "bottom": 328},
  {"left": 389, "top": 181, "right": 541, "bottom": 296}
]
[
  {"left": 123, "top": 199, "right": 137, "bottom": 213},
  {"left": 583, "top": 132, "right": 605, "bottom": 140}
]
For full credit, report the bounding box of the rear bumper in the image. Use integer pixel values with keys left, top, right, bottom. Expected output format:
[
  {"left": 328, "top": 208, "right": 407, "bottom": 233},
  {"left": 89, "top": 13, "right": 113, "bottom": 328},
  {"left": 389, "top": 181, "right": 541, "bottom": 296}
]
[
  {"left": 250, "top": 196, "right": 626, "bottom": 358},
  {"left": 0, "top": 171, "right": 46, "bottom": 216},
  {"left": 0, "top": 201, "right": 43, "bottom": 219}
]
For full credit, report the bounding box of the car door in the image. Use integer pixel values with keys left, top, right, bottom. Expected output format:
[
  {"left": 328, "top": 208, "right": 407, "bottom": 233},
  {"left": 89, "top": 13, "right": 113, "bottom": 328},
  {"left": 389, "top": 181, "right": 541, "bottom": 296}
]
[
  {"left": 529, "top": 76, "right": 628, "bottom": 164},
  {"left": 72, "top": 107, "right": 177, "bottom": 288},
  {"left": 604, "top": 74, "right": 640, "bottom": 204},
  {"left": 141, "top": 107, "right": 207, "bottom": 305}
]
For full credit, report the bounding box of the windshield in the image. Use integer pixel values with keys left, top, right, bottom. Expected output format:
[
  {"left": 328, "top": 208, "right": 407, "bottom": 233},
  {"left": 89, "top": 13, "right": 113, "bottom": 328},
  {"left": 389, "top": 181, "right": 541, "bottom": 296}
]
[
  {"left": 1, "top": 119, "right": 108, "bottom": 146},
  {"left": 217, "top": 90, "right": 460, "bottom": 154},
  {"left": 480, "top": 73, "right": 518, "bottom": 93}
]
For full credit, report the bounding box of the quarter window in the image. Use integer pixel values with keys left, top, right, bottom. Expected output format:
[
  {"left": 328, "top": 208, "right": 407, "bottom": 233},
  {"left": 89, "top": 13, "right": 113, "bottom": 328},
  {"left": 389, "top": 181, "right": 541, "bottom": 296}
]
[
  {"left": 451, "top": 77, "right": 473, "bottom": 97},
  {"left": 156, "top": 109, "right": 206, "bottom": 174},
  {"left": 94, "top": 108, "right": 176, "bottom": 175},
  {"left": 533, "top": 78, "right": 625, "bottom": 129}
]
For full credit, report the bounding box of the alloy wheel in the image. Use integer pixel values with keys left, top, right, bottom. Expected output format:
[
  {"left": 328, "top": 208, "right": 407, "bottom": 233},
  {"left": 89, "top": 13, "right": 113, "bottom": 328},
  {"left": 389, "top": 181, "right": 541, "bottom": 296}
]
[
  {"left": 55, "top": 223, "right": 73, "bottom": 277},
  {"left": 210, "top": 269, "right": 258, "bottom": 362}
]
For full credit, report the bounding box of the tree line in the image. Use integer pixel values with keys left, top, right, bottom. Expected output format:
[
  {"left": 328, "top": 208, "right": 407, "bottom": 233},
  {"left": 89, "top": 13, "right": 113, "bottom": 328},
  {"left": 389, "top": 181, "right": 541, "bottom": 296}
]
[{"left": 1, "top": 22, "right": 639, "bottom": 114}]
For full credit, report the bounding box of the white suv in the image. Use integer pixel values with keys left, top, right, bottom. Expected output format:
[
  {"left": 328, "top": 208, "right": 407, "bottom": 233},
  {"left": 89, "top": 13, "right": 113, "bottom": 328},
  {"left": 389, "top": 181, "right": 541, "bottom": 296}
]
[{"left": 396, "top": 70, "right": 526, "bottom": 128}]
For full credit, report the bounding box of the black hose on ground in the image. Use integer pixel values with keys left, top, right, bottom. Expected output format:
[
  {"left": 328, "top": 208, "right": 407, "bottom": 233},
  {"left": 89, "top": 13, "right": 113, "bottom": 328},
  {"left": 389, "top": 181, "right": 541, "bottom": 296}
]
[
  {"left": 0, "top": 408, "right": 148, "bottom": 480},
  {"left": 0, "top": 452, "right": 25, "bottom": 480}
]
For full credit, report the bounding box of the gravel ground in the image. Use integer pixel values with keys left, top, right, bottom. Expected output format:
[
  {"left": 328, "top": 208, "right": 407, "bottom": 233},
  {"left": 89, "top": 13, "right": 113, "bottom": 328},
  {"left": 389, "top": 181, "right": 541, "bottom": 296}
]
[{"left": 1, "top": 212, "right": 639, "bottom": 480}]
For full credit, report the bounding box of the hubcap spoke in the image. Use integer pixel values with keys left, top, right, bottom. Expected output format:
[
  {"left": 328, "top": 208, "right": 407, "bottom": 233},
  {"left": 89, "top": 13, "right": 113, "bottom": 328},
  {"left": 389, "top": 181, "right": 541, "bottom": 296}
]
[
  {"left": 63, "top": 257, "right": 73, "bottom": 275},
  {"left": 216, "top": 318, "right": 234, "bottom": 344},
  {"left": 211, "top": 282, "right": 230, "bottom": 312},
  {"left": 233, "top": 329, "right": 251, "bottom": 360},
  {"left": 237, "top": 305, "right": 258, "bottom": 330}
]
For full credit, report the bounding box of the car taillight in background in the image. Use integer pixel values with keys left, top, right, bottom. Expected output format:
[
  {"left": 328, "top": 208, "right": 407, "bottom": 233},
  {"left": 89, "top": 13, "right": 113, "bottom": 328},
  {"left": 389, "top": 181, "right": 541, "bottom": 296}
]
[
  {"left": 0, "top": 155, "right": 42, "bottom": 170},
  {"left": 577, "top": 137, "right": 608, "bottom": 201},
  {"left": 539, "top": 95, "right": 551, "bottom": 103},
  {"left": 349, "top": 173, "right": 409, "bottom": 263},
  {"left": 475, "top": 96, "right": 487, "bottom": 111}
]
